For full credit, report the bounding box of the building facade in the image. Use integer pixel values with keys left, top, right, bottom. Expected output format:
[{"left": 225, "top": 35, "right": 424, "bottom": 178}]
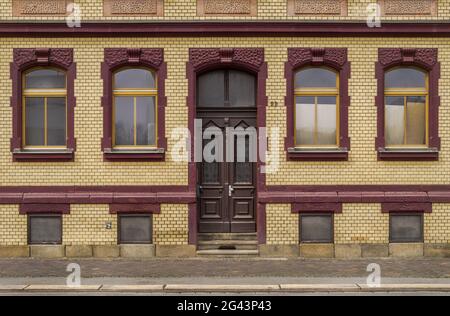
[{"left": 0, "top": 0, "right": 450, "bottom": 258}]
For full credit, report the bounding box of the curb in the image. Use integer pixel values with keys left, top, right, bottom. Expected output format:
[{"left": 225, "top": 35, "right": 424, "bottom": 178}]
[{"left": 1, "top": 284, "right": 450, "bottom": 293}]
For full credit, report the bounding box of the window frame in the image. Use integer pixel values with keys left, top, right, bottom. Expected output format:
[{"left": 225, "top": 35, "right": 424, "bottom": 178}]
[
  {"left": 11, "top": 48, "right": 76, "bottom": 162},
  {"left": 376, "top": 48, "right": 440, "bottom": 161},
  {"left": 300, "top": 213, "right": 334, "bottom": 244},
  {"left": 384, "top": 66, "right": 429, "bottom": 149},
  {"left": 102, "top": 48, "right": 166, "bottom": 161},
  {"left": 112, "top": 66, "right": 158, "bottom": 149},
  {"left": 118, "top": 214, "right": 153, "bottom": 245},
  {"left": 27, "top": 214, "right": 63, "bottom": 245},
  {"left": 389, "top": 212, "right": 424, "bottom": 244},
  {"left": 294, "top": 66, "right": 340, "bottom": 148},
  {"left": 285, "top": 48, "right": 350, "bottom": 161},
  {"left": 22, "top": 67, "right": 68, "bottom": 150}
]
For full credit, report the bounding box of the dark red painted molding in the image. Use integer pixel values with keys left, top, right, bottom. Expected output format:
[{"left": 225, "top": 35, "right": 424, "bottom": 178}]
[
  {"left": 20, "top": 203, "right": 70, "bottom": 214},
  {"left": 285, "top": 48, "right": 350, "bottom": 161},
  {"left": 109, "top": 203, "right": 161, "bottom": 214},
  {"left": 381, "top": 202, "right": 432, "bottom": 213},
  {"left": 5, "top": 22, "right": 450, "bottom": 37},
  {"left": 257, "top": 203, "right": 266, "bottom": 244},
  {"left": 188, "top": 203, "right": 197, "bottom": 245},
  {"left": 11, "top": 48, "right": 76, "bottom": 162},
  {"left": 187, "top": 48, "right": 268, "bottom": 243},
  {"left": 375, "top": 48, "right": 440, "bottom": 161},
  {"left": 101, "top": 48, "right": 167, "bottom": 161},
  {"left": 292, "top": 203, "right": 343, "bottom": 213}
]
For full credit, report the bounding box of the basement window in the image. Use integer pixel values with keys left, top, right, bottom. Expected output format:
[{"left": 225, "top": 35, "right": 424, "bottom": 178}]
[
  {"left": 390, "top": 213, "right": 424, "bottom": 243},
  {"left": 300, "top": 214, "right": 334, "bottom": 243},
  {"left": 118, "top": 214, "right": 153, "bottom": 244},
  {"left": 28, "top": 214, "right": 62, "bottom": 245}
]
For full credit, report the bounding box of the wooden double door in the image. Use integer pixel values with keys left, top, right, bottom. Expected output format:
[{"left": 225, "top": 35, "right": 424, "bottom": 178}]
[{"left": 197, "top": 111, "right": 257, "bottom": 233}]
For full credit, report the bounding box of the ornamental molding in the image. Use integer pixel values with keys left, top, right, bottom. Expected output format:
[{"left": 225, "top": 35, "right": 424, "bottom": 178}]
[
  {"left": 379, "top": 0, "right": 437, "bottom": 16},
  {"left": 104, "top": 48, "right": 164, "bottom": 68},
  {"left": 288, "top": 0, "right": 347, "bottom": 16},
  {"left": 189, "top": 48, "right": 264, "bottom": 71},
  {"left": 197, "top": 0, "right": 257, "bottom": 16},
  {"left": 378, "top": 48, "right": 438, "bottom": 69},
  {"left": 103, "top": 0, "right": 163, "bottom": 16},
  {"left": 12, "top": 0, "right": 69, "bottom": 16},
  {"left": 13, "top": 48, "right": 74, "bottom": 69},
  {"left": 287, "top": 48, "right": 347, "bottom": 68}
]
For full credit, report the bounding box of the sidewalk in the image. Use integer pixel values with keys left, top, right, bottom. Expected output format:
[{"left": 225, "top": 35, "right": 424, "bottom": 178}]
[{"left": 1, "top": 258, "right": 449, "bottom": 278}]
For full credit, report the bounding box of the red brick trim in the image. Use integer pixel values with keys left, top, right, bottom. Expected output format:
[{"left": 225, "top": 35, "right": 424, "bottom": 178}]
[
  {"left": 285, "top": 48, "right": 350, "bottom": 161},
  {"left": 381, "top": 202, "right": 432, "bottom": 213},
  {"left": 375, "top": 48, "right": 440, "bottom": 161},
  {"left": 187, "top": 48, "right": 268, "bottom": 244},
  {"left": 292, "top": 203, "right": 343, "bottom": 213},
  {"left": 19, "top": 203, "right": 70, "bottom": 214},
  {"left": 109, "top": 203, "right": 161, "bottom": 214},
  {"left": 101, "top": 48, "right": 167, "bottom": 161},
  {"left": 11, "top": 48, "right": 76, "bottom": 162},
  {"left": 5, "top": 22, "right": 450, "bottom": 37}
]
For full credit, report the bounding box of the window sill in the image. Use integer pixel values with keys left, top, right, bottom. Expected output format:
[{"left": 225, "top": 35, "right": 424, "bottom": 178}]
[
  {"left": 103, "top": 148, "right": 165, "bottom": 162},
  {"left": 287, "top": 148, "right": 349, "bottom": 161},
  {"left": 377, "top": 148, "right": 439, "bottom": 161},
  {"left": 13, "top": 149, "right": 74, "bottom": 162}
]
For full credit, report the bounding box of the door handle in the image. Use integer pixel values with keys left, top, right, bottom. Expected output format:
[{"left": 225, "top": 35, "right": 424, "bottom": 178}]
[{"left": 228, "top": 185, "right": 234, "bottom": 197}]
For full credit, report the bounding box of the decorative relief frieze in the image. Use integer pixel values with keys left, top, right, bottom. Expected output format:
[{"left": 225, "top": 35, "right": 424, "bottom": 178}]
[
  {"left": 197, "top": 0, "right": 257, "bottom": 16},
  {"left": 103, "top": 0, "right": 163, "bottom": 16},
  {"left": 12, "top": 0, "right": 68, "bottom": 16},
  {"left": 379, "top": 0, "right": 437, "bottom": 16},
  {"left": 288, "top": 0, "right": 347, "bottom": 16}
]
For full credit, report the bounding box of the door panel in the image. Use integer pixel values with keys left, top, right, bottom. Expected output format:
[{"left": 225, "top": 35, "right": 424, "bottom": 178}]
[{"left": 197, "top": 113, "right": 257, "bottom": 233}]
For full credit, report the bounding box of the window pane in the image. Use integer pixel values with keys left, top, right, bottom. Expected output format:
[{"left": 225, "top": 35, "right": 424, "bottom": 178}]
[
  {"left": 25, "top": 69, "right": 66, "bottom": 89},
  {"left": 301, "top": 215, "right": 333, "bottom": 243},
  {"left": 29, "top": 216, "right": 62, "bottom": 244},
  {"left": 119, "top": 216, "right": 152, "bottom": 244},
  {"left": 25, "top": 97, "right": 45, "bottom": 146},
  {"left": 385, "top": 68, "right": 426, "bottom": 88},
  {"left": 317, "top": 96, "right": 337, "bottom": 145},
  {"left": 136, "top": 96, "right": 156, "bottom": 146},
  {"left": 390, "top": 215, "right": 423, "bottom": 243},
  {"left": 47, "top": 98, "right": 66, "bottom": 146},
  {"left": 385, "top": 96, "right": 405, "bottom": 146},
  {"left": 229, "top": 70, "right": 256, "bottom": 107},
  {"left": 406, "top": 96, "right": 426, "bottom": 145},
  {"left": 114, "top": 96, "right": 134, "bottom": 146},
  {"left": 114, "top": 68, "right": 155, "bottom": 89},
  {"left": 295, "top": 68, "right": 337, "bottom": 88},
  {"left": 296, "top": 96, "right": 315, "bottom": 145},
  {"left": 197, "top": 70, "right": 225, "bottom": 107}
]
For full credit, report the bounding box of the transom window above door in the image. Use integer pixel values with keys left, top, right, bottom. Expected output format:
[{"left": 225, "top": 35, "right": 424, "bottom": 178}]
[
  {"left": 23, "top": 68, "right": 67, "bottom": 148},
  {"left": 384, "top": 67, "right": 428, "bottom": 148},
  {"left": 113, "top": 68, "right": 157, "bottom": 148},
  {"left": 294, "top": 67, "right": 339, "bottom": 147},
  {"left": 197, "top": 69, "right": 256, "bottom": 108}
]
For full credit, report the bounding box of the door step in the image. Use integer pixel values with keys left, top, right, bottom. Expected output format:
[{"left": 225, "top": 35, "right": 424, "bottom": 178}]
[
  {"left": 196, "top": 249, "right": 259, "bottom": 258},
  {"left": 197, "top": 233, "right": 259, "bottom": 255}
]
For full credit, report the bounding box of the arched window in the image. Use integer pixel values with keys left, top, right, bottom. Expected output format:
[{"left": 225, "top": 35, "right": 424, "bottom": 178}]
[
  {"left": 23, "top": 68, "right": 67, "bottom": 148},
  {"left": 113, "top": 68, "right": 157, "bottom": 148},
  {"left": 294, "top": 67, "right": 339, "bottom": 147},
  {"left": 197, "top": 69, "right": 256, "bottom": 107},
  {"left": 384, "top": 67, "right": 428, "bottom": 147}
]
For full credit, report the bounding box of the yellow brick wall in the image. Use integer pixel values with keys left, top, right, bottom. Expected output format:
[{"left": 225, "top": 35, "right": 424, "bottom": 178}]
[
  {"left": 1, "top": 37, "right": 450, "bottom": 186},
  {"left": 2, "top": 0, "right": 450, "bottom": 21},
  {"left": 153, "top": 204, "right": 189, "bottom": 245},
  {"left": 425, "top": 204, "right": 450, "bottom": 243},
  {"left": 335, "top": 204, "right": 389, "bottom": 244},
  {"left": 63, "top": 204, "right": 117, "bottom": 245},
  {"left": 266, "top": 204, "right": 298, "bottom": 244},
  {"left": 0, "top": 205, "right": 27, "bottom": 246}
]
